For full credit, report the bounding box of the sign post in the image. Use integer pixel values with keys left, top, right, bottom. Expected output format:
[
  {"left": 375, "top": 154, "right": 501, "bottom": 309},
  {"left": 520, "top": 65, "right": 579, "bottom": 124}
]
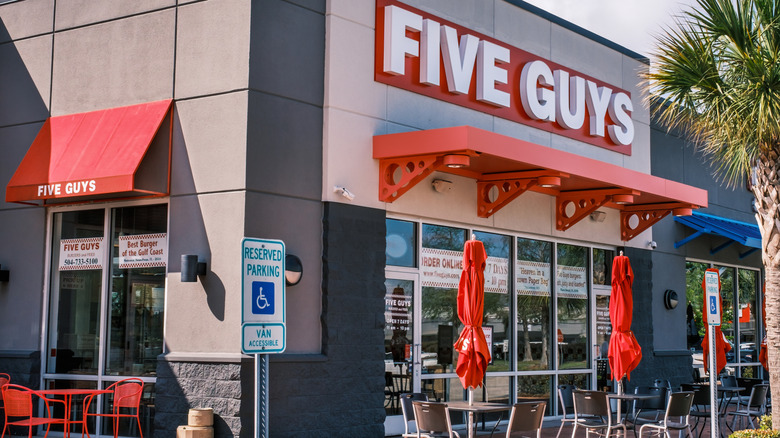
[
  {"left": 704, "top": 269, "right": 720, "bottom": 438},
  {"left": 242, "top": 238, "right": 286, "bottom": 438}
]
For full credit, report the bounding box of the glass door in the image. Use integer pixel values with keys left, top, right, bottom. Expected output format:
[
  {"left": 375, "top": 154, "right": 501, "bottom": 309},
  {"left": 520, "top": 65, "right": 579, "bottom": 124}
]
[
  {"left": 44, "top": 203, "right": 167, "bottom": 437},
  {"left": 383, "top": 271, "right": 419, "bottom": 435}
]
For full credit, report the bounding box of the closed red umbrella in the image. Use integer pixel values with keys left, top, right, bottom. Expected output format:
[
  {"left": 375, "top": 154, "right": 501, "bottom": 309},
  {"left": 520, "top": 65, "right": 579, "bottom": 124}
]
[
  {"left": 700, "top": 268, "right": 732, "bottom": 375},
  {"left": 608, "top": 253, "right": 642, "bottom": 385},
  {"left": 454, "top": 238, "right": 491, "bottom": 390}
]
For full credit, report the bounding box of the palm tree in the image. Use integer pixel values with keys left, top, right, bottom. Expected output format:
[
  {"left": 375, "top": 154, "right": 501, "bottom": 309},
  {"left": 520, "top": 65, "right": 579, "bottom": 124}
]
[{"left": 645, "top": 0, "right": 780, "bottom": 426}]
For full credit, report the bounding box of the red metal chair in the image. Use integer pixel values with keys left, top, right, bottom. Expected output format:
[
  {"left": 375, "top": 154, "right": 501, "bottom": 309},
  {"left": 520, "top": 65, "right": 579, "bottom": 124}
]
[
  {"left": 83, "top": 378, "right": 144, "bottom": 438},
  {"left": 0, "top": 373, "right": 10, "bottom": 413},
  {"left": 1, "top": 384, "right": 66, "bottom": 438}
]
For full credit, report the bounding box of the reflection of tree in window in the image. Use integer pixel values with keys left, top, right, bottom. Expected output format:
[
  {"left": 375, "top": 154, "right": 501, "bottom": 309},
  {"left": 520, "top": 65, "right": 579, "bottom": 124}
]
[
  {"left": 557, "top": 244, "right": 588, "bottom": 369},
  {"left": 716, "top": 266, "right": 735, "bottom": 346},
  {"left": 516, "top": 238, "right": 552, "bottom": 370},
  {"left": 686, "top": 262, "right": 707, "bottom": 346},
  {"left": 475, "top": 231, "right": 511, "bottom": 371}
]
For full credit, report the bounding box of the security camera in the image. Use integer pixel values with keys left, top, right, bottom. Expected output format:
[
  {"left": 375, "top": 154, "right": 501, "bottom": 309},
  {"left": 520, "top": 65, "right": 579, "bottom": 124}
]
[
  {"left": 648, "top": 241, "right": 658, "bottom": 250},
  {"left": 333, "top": 186, "right": 355, "bottom": 201}
]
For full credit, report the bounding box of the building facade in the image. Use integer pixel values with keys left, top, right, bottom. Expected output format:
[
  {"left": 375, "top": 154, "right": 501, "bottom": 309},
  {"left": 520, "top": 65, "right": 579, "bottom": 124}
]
[{"left": 0, "top": 0, "right": 764, "bottom": 437}]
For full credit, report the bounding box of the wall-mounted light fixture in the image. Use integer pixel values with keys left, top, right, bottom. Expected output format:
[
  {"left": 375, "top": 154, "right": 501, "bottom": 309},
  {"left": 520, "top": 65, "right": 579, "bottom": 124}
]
[
  {"left": 285, "top": 254, "right": 303, "bottom": 286},
  {"left": 0, "top": 265, "right": 8, "bottom": 282},
  {"left": 673, "top": 207, "right": 693, "bottom": 216},
  {"left": 181, "top": 255, "right": 207, "bottom": 283},
  {"left": 589, "top": 211, "right": 607, "bottom": 222},
  {"left": 432, "top": 179, "right": 453, "bottom": 193},
  {"left": 664, "top": 289, "right": 679, "bottom": 310}
]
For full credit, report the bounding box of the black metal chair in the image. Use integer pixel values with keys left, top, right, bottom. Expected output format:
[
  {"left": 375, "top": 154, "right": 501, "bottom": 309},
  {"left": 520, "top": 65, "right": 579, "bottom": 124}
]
[
  {"left": 726, "top": 384, "right": 768, "bottom": 431},
  {"left": 681, "top": 383, "right": 712, "bottom": 438},
  {"left": 572, "top": 390, "right": 626, "bottom": 438},
  {"left": 504, "top": 401, "right": 546, "bottom": 438},
  {"left": 638, "top": 391, "right": 694, "bottom": 438},
  {"left": 625, "top": 386, "right": 668, "bottom": 437}
]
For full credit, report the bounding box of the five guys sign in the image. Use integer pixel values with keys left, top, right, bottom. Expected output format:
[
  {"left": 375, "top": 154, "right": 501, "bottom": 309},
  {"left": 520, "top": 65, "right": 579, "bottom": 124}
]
[{"left": 375, "top": 0, "right": 635, "bottom": 155}]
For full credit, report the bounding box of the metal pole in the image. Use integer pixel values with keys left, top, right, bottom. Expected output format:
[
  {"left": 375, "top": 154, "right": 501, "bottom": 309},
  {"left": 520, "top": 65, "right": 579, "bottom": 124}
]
[
  {"left": 256, "top": 354, "right": 269, "bottom": 438},
  {"left": 708, "top": 330, "right": 718, "bottom": 438}
]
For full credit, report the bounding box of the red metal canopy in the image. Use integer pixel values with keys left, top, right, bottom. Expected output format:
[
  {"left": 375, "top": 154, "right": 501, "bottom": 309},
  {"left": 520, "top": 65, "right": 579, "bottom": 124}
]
[
  {"left": 6, "top": 99, "right": 173, "bottom": 205},
  {"left": 373, "top": 126, "right": 708, "bottom": 241}
]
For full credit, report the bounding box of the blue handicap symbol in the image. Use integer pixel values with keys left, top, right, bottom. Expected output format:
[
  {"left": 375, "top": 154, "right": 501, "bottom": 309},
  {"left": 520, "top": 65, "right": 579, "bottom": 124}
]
[
  {"left": 709, "top": 296, "right": 717, "bottom": 314},
  {"left": 252, "top": 281, "right": 275, "bottom": 315}
]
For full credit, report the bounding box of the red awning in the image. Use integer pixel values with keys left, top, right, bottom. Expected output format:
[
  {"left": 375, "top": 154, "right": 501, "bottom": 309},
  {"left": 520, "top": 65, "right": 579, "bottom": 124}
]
[
  {"left": 373, "top": 126, "right": 708, "bottom": 241},
  {"left": 6, "top": 99, "right": 173, "bottom": 205}
]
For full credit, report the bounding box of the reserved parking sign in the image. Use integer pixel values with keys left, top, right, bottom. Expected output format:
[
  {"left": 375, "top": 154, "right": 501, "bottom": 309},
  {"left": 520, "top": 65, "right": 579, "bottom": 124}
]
[
  {"left": 704, "top": 270, "right": 721, "bottom": 326},
  {"left": 242, "top": 238, "right": 286, "bottom": 354}
]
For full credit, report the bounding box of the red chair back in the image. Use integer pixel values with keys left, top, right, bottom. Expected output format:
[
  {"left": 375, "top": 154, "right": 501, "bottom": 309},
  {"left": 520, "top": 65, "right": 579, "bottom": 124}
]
[
  {"left": 108, "top": 378, "right": 143, "bottom": 410},
  {"left": 2, "top": 384, "right": 33, "bottom": 417},
  {"left": 0, "top": 374, "right": 10, "bottom": 401}
]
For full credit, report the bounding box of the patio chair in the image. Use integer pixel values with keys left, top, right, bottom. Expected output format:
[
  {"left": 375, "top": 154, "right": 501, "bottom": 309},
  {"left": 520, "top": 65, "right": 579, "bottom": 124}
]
[
  {"left": 82, "top": 378, "right": 144, "bottom": 438},
  {"left": 504, "top": 401, "right": 546, "bottom": 438},
  {"left": 726, "top": 383, "right": 768, "bottom": 431},
  {"left": 400, "top": 393, "right": 428, "bottom": 437},
  {"left": 638, "top": 391, "right": 694, "bottom": 438},
  {"left": 625, "top": 386, "right": 668, "bottom": 437},
  {"left": 556, "top": 385, "right": 577, "bottom": 438},
  {"left": 411, "top": 401, "right": 460, "bottom": 438},
  {"left": 681, "top": 383, "right": 713, "bottom": 438},
  {"left": 571, "top": 390, "right": 626, "bottom": 438},
  {"left": 1, "top": 384, "right": 66, "bottom": 438},
  {"left": 0, "top": 374, "right": 9, "bottom": 415}
]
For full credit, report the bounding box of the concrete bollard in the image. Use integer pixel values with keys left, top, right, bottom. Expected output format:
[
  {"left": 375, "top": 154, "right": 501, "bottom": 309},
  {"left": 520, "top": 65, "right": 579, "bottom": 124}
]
[
  {"left": 176, "top": 426, "right": 213, "bottom": 438},
  {"left": 188, "top": 408, "right": 214, "bottom": 427}
]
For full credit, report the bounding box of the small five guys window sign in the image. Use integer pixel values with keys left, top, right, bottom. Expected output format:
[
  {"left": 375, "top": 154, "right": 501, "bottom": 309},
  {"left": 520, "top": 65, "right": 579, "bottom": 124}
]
[{"left": 375, "top": 0, "right": 635, "bottom": 155}]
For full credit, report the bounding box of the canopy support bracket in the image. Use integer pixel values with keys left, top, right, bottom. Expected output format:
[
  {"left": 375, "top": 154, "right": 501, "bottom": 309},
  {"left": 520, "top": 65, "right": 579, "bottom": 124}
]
[
  {"left": 740, "top": 248, "right": 759, "bottom": 259},
  {"left": 621, "top": 208, "right": 672, "bottom": 242},
  {"left": 378, "top": 154, "right": 443, "bottom": 202},
  {"left": 477, "top": 179, "right": 536, "bottom": 218},
  {"left": 674, "top": 230, "right": 705, "bottom": 249},
  {"left": 710, "top": 240, "right": 735, "bottom": 255},
  {"left": 556, "top": 189, "right": 637, "bottom": 232}
]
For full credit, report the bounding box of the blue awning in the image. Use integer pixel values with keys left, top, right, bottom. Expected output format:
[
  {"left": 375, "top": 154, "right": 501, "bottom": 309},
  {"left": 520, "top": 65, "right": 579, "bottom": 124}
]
[{"left": 674, "top": 211, "right": 761, "bottom": 256}]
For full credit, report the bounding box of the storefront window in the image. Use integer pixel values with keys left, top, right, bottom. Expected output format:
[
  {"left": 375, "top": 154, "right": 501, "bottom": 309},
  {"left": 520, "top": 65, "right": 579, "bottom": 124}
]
[
  {"left": 556, "top": 244, "right": 589, "bottom": 369},
  {"left": 47, "top": 209, "right": 105, "bottom": 375},
  {"left": 592, "top": 249, "right": 613, "bottom": 286},
  {"left": 516, "top": 238, "right": 552, "bottom": 370},
  {"left": 686, "top": 261, "right": 761, "bottom": 377},
  {"left": 474, "top": 231, "right": 511, "bottom": 373},
  {"left": 421, "top": 224, "right": 467, "bottom": 374},
  {"left": 386, "top": 219, "right": 416, "bottom": 267},
  {"left": 517, "top": 374, "right": 551, "bottom": 414},
  {"left": 738, "top": 269, "right": 759, "bottom": 365},
  {"left": 106, "top": 204, "right": 167, "bottom": 376}
]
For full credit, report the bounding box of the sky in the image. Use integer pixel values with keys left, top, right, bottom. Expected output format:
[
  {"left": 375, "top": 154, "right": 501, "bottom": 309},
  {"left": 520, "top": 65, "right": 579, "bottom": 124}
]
[{"left": 521, "top": 0, "right": 699, "bottom": 59}]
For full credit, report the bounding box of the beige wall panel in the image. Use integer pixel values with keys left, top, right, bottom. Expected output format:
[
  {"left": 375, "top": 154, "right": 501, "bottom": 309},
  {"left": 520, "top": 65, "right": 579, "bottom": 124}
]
[
  {"left": 174, "top": 0, "right": 250, "bottom": 99},
  {"left": 54, "top": 0, "right": 174, "bottom": 30},
  {"left": 325, "top": 14, "right": 386, "bottom": 119},
  {"left": 493, "top": 117, "right": 552, "bottom": 148},
  {"left": 494, "top": 0, "right": 552, "bottom": 59},
  {"left": 491, "top": 190, "right": 555, "bottom": 237},
  {"left": 550, "top": 23, "right": 623, "bottom": 87},
  {"left": 51, "top": 10, "right": 175, "bottom": 115},
  {"left": 165, "top": 192, "right": 244, "bottom": 354},
  {"left": 327, "top": 0, "right": 374, "bottom": 27},
  {"left": 623, "top": 57, "right": 650, "bottom": 125},
  {"left": 323, "top": 108, "right": 385, "bottom": 207},
  {"left": 0, "top": 36, "right": 51, "bottom": 126},
  {"left": 622, "top": 121, "right": 651, "bottom": 173},
  {"left": 0, "top": 0, "right": 52, "bottom": 42},
  {"left": 171, "top": 92, "right": 248, "bottom": 195},
  {"left": 386, "top": 173, "right": 494, "bottom": 229},
  {"left": 410, "top": 0, "right": 494, "bottom": 36}
]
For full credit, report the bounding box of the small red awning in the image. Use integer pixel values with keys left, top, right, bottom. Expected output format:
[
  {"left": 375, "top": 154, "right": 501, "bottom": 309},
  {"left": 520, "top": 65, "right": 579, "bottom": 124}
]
[
  {"left": 6, "top": 99, "right": 173, "bottom": 205},
  {"left": 374, "top": 126, "right": 708, "bottom": 241}
]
